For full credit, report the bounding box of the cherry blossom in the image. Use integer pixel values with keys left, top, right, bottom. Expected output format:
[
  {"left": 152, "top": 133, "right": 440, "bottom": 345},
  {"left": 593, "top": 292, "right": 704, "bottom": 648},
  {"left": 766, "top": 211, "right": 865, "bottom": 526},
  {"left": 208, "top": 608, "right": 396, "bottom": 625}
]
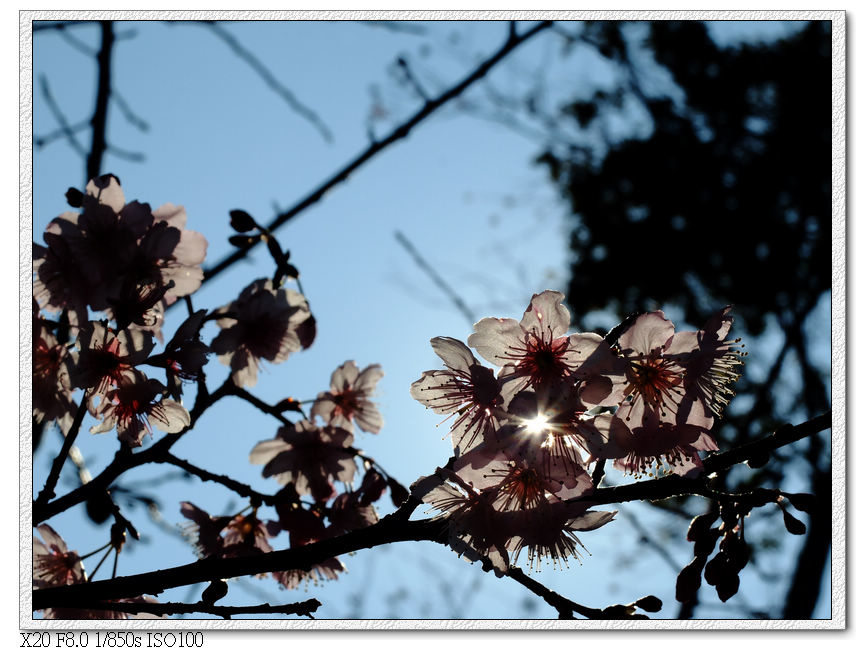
[
  {"left": 33, "top": 322, "right": 77, "bottom": 433},
  {"left": 468, "top": 291, "right": 615, "bottom": 405},
  {"left": 666, "top": 306, "right": 746, "bottom": 421},
  {"left": 33, "top": 524, "right": 85, "bottom": 588},
  {"left": 311, "top": 360, "right": 384, "bottom": 434},
  {"left": 211, "top": 279, "right": 313, "bottom": 388},
  {"left": 33, "top": 175, "right": 207, "bottom": 336},
  {"left": 73, "top": 321, "right": 154, "bottom": 403},
  {"left": 89, "top": 370, "right": 190, "bottom": 447},
  {"left": 249, "top": 420, "right": 356, "bottom": 501},
  {"left": 410, "top": 336, "right": 502, "bottom": 451}
]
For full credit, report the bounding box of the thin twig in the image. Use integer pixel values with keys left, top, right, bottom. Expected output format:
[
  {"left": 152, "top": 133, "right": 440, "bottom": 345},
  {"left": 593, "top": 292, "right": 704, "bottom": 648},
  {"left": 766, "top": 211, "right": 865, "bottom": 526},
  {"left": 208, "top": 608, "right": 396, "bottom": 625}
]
[
  {"left": 34, "top": 395, "right": 88, "bottom": 507},
  {"left": 195, "top": 21, "right": 555, "bottom": 289},
  {"left": 111, "top": 91, "right": 150, "bottom": 132},
  {"left": 157, "top": 452, "right": 279, "bottom": 507},
  {"left": 38, "top": 75, "right": 87, "bottom": 158},
  {"left": 394, "top": 230, "right": 476, "bottom": 326},
  {"left": 35, "top": 120, "right": 90, "bottom": 149},
  {"left": 196, "top": 21, "right": 333, "bottom": 143}
]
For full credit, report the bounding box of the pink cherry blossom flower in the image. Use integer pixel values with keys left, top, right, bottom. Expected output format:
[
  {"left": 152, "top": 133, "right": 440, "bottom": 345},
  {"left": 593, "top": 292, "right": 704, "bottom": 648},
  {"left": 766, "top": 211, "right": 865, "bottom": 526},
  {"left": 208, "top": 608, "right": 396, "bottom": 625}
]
[
  {"left": 211, "top": 279, "right": 313, "bottom": 388},
  {"left": 90, "top": 370, "right": 190, "bottom": 447},
  {"left": 468, "top": 291, "right": 613, "bottom": 405},
  {"left": 34, "top": 175, "right": 207, "bottom": 338},
  {"left": 221, "top": 511, "right": 276, "bottom": 557},
  {"left": 270, "top": 494, "right": 346, "bottom": 590},
  {"left": 666, "top": 306, "right": 746, "bottom": 421},
  {"left": 145, "top": 309, "right": 210, "bottom": 400},
  {"left": 410, "top": 336, "right": 502, "bottom": 452},
  {"left": 33, "top": 524, "right": 85, "bottom": 589},
  {"left": 249, "top": 420, "right": 356, "bottom": 502},
  {"left": 311, "top": 360, "right": 384, "bottom": 434},
  {"left": 326, "top": 492, "right": 379, "bottom": 535},
  {"left": 33, "top": 322, "right": 77, "bottom": 433},
  {"left": 503, "top": 503, "right": 616, "bottom": 571},
  {"left": 411, "top": 469, "right": 511, "bottom": 575},
  {"left": 615, "top": 311, "right": 693, "bottom": 426},
  {"left": 73, "top": 321, "right": 154, "bottom": 398},
  {"left": 273, "top": 557, "right": 345, "bottom": 591},
  {"left": 179, "top": 502, "right": 232, "bottom": 558},
  {"left": 584, "top": 411, "right": 716, "bottom": 478}
]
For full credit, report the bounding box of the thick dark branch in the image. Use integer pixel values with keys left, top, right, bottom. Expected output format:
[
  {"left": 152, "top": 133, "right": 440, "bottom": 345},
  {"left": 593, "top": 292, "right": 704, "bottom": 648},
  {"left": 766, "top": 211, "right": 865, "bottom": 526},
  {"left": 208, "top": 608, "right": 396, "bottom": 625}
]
[
  {"left": 34, "top": 509, "right": 439, "bottom": 610},
  {"left": 33, "top": 20, "right": 102, "bottom": 32},
  {"left": 34, "top": 413, "right": 829, "bottom": 611},
  {"left": 198, "top": 21, "right": 554, "bottom": 287},
  {"left": 575, "top": 412, "right": 830, "bottom": 508},
  {"left": 86, "top": 21, "right": 114, "bottom": 182},
  {"left": 83, "top": 598, "right": 321, "bottom": 619},
  {"left": 701, "top": 411, "right": 831, "bottom": 475}
]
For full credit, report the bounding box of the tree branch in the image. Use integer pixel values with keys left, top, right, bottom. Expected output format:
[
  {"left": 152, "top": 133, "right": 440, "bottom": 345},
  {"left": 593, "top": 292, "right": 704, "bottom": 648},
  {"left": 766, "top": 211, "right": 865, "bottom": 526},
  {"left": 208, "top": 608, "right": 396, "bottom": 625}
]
[
  {"left": 38, "top": 75, "right": 87, "bottom": 158},
  {"left": 83, "top": 598, "right": 321, "bottom": 619},
  {"left": 156, "top": 452, "right": 278, "bottom": 507},
  {"left": 34, "top": 395, "right": 88, "bottom": 507},
  {"left": 394, "top": 229, "right": 476, "bottom": 326},
  {"left": 33, "top": 411, "right": 829, "bottom": 612},
  {"left": 86, "top": 21, "right": 115, "bottom": 182},
  {"left": 193, "top": 21, "right": 333, "bottom": 143},
  {"left": 34, "top": 378, "right": 236, "bottom": 524},
  {"left": 197, "top": 20, "right": 554, "bottom": 288}
]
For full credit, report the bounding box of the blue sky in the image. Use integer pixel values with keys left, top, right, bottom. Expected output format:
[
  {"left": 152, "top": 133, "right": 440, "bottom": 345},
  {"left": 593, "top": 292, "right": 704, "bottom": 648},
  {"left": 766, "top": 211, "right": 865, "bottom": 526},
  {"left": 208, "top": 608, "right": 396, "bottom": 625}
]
[{"left": 29, "top": 18, "right": 831, "bottom": 621}]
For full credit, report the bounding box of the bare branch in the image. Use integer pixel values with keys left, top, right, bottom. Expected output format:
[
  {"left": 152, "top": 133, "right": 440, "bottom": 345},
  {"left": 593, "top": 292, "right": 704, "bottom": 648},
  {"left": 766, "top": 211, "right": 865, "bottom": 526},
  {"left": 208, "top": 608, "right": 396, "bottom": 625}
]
[
  {"left": 34, "top": 395, "right": 88, "bottom": 507},
  {"left": 111, "top": 91, "right": 150, "bottom": 132},
  {"left": 394, "top": 230, "right": 476, "bottom": 326},
  {"left": 358, "top": 21, "right": 428, "bottom": 36},
  {"left": 156, "top": 452, "right": 278, "bottom": 507},
  {"left": 194, "top": 21, "right": 333, "bottom": 143},
  {"left": 35, "top": 120, "right": 90, "bottom": 149},
  {"left": 86, "top": 21, "right": 115, "bottom": 182},
  {"left": 83, "top": 598, "right": 321, "bottom": 619},
  {"left": 197, "top": 21, "right": 555, "bottom": 288},
  {"left": 38, "top": 75, "right": 88, "bottom": 158}
]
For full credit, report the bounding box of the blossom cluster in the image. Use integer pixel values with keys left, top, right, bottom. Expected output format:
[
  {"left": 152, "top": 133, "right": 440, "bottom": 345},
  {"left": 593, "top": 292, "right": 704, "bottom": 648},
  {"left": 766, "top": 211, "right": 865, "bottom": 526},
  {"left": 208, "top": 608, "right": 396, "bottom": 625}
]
[
  {"left": 32, "top": 176, "right": 212, "bottom": 446},
  {"left": 179, "top": 360, "right": 388, "bottom": 591},
  {"left": 410, "top": 291, "right": 744, "bottom": 574}
]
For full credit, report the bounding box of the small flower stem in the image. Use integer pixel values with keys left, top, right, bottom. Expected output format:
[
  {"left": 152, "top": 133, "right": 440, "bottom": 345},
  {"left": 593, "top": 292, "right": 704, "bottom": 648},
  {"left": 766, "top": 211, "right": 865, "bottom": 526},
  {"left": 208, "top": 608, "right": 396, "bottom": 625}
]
[
  {"left": 79, "top": 541, "right": 112, "bottom": 561},
  {"left": 34, "top": 392, "right": 89, "bottom": 507},
  {"left": 86, "top": 546, "right": 113, "bottom": 582}
]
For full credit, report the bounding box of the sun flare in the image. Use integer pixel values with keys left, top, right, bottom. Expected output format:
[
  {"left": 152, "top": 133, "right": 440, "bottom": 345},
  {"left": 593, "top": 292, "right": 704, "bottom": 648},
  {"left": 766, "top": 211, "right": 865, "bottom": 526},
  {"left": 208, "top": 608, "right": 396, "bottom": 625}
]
[{"left": 523, "top": 413, "right": 550, "bottom": 435}]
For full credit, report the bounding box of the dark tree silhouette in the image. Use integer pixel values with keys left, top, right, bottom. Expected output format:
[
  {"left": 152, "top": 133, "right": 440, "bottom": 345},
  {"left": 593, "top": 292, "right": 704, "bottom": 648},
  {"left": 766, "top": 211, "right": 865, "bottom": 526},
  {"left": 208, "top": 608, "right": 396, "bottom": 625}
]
[{"left": 533, "top": 21, "right": 831, "bottom": 618}]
